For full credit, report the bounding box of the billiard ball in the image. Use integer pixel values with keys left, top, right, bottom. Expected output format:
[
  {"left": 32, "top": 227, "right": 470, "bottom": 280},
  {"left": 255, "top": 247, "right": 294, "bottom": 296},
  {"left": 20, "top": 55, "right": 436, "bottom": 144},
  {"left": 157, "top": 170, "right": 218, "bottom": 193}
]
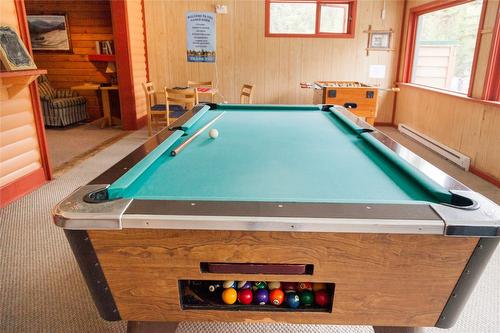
[
  {"left": 314, "top": 290, "right": 330, "bottom": 307},
  {"left": 267, "top": 281, "right": 281, "bottom": 290},
  {"left": 252, "top": 281, "right": 267, "bottom": 291},
  {"left": 237, "top": 288, "right": 253, "bottom": 305},
  {"left": 269, "top": 289, "right": 284, "bottom": 306},
  {"left": 285, "top": 292, "right": 300, "bottom": 309},
  {"left": 255, "top": 289, "right": 269, "bottom": 305},
  {"left": 297, "top": 282, "right": 313, "bottom": 291},
  {"left": 312, "top": 283, "right": 327, "bottom": 292},
  {"left": 300, "top": 290, "right": 314, "bottom": 306},
  {"left": 209, "top": 128, "right": 219, "bottom": 139},
  {"left": 208, "top": 282, "right": 222, "bottom": 293},
  {"left": 222, "top": 288, "right": 237, "bottom": 304},
  {"left": 282, "top": 282, "right": 296, "bottom": 293},
  {"left": 223, "top": 280, "right": 236, "bottom": 289},
  {"left": 237, "top": 281, "right": 252, "bottom": 289}
]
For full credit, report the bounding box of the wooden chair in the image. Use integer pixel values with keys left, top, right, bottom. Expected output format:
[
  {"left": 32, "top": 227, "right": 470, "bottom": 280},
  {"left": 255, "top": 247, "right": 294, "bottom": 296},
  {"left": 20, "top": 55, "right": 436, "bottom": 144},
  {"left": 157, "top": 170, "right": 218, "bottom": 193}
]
[
  {"left": 240, "top": 84, "right": 255, "bottom": 104},
  {"left": 187, "top": 81, "right": 214, "bottom": 103},
  {"left": 165, "top": 88, "right": 197, "bottom": 124},
  {"left": 142, "top": 82, "right": 167, "bottom": 136}
]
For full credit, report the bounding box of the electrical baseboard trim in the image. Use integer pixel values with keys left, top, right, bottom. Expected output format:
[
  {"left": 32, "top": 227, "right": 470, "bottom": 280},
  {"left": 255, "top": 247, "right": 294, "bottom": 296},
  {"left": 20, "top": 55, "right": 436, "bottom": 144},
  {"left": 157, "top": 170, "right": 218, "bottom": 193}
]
[{"left": 398, "top": 123, "right": 471, "bottom": 170}]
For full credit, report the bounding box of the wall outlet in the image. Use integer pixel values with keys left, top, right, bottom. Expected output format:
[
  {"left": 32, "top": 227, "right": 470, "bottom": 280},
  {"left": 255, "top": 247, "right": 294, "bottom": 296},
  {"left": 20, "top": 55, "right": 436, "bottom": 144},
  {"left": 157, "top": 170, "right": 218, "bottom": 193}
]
[{"left": 216, "top": 5, "right": 228, "bottom": 14}]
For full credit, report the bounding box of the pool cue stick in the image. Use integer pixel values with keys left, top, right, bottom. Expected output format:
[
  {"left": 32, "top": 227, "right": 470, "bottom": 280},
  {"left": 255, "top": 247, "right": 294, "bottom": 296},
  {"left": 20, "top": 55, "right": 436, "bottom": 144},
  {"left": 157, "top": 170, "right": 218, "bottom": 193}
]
[
  {"left": 377, "top": 87, "right": 401, "bottom": 92},
  {"left": 170, "top": 112, "right": 225, "bottom": 156}
]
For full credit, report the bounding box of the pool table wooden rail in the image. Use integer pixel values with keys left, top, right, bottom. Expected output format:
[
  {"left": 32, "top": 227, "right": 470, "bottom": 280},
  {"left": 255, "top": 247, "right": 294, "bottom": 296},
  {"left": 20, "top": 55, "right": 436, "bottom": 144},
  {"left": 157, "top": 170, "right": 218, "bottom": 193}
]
[{"left": 53, "top": 105, "right": 500, "bottom": 238}]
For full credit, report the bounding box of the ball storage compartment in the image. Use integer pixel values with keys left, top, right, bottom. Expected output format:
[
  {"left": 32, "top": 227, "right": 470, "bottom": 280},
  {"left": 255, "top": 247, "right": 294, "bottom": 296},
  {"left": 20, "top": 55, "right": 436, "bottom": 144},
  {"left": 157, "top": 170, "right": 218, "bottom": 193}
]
[{"left": 179, "top": 280, "right": 335, "bottom": 313}]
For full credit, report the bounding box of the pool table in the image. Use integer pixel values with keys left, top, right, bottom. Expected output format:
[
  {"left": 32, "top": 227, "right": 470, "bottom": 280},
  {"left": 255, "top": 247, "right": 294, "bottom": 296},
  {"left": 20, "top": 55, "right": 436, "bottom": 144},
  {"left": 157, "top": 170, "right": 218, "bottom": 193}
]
[{"left": 53, "top": 104, "right": 499, "bottom": 333}]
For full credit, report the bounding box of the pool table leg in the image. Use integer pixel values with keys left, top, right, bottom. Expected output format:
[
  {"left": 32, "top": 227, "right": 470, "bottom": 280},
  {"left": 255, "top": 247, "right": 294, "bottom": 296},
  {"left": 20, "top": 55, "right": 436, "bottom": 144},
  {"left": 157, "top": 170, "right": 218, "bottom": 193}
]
[
  {"left": 373, "top": 326, "right": 425, "bottom": 333},
  {"left": 127, "top": 321, "right": 179, "bottom": 333}
]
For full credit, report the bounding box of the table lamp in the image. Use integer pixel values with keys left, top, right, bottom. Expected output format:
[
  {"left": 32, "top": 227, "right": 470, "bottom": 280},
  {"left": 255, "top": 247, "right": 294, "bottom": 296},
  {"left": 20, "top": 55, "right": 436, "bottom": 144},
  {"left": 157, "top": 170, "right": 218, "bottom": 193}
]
[{"left": 105, "top": 61, "right": 117, "bottom": 85}]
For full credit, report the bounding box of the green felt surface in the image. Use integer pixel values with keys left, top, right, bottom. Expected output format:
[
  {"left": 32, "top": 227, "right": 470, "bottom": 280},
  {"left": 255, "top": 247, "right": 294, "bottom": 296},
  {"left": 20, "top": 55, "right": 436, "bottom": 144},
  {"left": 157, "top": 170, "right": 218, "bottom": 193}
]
[{"left": 109, "top": 106, "right": 452, "bottom": 204}]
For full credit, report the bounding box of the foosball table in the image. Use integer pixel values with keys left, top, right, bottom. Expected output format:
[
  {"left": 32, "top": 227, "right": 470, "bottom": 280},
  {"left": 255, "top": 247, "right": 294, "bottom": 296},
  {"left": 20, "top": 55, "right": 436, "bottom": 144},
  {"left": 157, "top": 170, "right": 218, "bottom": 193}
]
[{"left": 312, "top": 81, "right": 381, "bottom": 125}]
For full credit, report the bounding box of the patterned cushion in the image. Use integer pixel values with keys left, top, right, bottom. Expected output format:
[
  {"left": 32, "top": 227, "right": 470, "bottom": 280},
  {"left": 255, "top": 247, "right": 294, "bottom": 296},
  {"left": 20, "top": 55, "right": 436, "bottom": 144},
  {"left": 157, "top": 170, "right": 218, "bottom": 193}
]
[
  {"left": 151, "top": 104, "right": 166, "bottom": 111},
  {"left": 56, "top": 89, "right": 78, "bottom": 98},
  {"left": 51, "top": 96, "right": 87, "bottom": 108},
  {"left": 38, "top": 81, "right": 56, "bottom": 99}
]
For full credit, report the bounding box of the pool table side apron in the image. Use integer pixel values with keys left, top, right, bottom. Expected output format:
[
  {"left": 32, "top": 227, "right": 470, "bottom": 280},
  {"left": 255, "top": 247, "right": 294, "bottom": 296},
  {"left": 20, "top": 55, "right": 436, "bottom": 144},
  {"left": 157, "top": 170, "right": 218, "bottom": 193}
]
[{"left": 86, "top": 229, "right": 479, "bottom": 327}]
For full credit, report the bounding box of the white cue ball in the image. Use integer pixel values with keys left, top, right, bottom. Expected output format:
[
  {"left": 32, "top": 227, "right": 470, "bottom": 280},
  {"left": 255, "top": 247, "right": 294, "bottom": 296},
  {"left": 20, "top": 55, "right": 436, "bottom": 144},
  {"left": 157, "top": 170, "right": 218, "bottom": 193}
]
[{"left": 209, "top": 128, "right": 219, "bottom": 139}]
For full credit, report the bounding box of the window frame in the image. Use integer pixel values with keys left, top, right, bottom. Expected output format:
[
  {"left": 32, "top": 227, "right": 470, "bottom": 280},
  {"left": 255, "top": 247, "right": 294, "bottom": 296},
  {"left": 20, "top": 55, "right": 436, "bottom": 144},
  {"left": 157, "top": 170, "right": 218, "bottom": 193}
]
[
  {"left": 265, "top": 0, "right": 357, "bottom": 38},
  {"left": 482, "top": 9, "right": 499, "bottom": 101},
  {"left": 402, "top": 0, "right": 488, "bottom": 97}
]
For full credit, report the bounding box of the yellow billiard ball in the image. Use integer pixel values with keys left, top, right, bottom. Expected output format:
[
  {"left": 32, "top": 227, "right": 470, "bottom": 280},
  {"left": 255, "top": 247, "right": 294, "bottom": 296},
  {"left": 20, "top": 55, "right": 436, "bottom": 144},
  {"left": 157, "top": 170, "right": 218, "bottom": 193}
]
[{"left": 222, "top": 287, "right": 237, "bottom": 304}]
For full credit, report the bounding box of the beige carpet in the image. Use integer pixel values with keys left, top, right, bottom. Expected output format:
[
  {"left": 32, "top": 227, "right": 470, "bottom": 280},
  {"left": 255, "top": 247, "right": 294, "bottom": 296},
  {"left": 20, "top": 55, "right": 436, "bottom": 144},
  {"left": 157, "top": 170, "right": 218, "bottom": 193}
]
[
  {"left": 0, "top": 128, "right": 498, "bottom": 333},
  {"left": 45, "top": 122, "right": 125, "bottom": 172}
]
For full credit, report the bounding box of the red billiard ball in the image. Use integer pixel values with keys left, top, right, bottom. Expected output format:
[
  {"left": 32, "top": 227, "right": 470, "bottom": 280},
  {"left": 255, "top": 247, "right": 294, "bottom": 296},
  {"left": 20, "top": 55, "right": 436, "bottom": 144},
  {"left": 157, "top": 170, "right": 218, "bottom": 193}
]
[
  {"left": 314, "top": 290, "right": 330, "bottom": 307},
  {"left": 282, "top": 282, "right": 296, "bottom": 293},
  {"left": 297, "top": 282, "right": 313, "bottom": 292},
  {"left": 269, "top": 289, "right": 285, "bottom": 306},
  {"left": 238, "top": 288, "right": 253, "bottom": 305}
]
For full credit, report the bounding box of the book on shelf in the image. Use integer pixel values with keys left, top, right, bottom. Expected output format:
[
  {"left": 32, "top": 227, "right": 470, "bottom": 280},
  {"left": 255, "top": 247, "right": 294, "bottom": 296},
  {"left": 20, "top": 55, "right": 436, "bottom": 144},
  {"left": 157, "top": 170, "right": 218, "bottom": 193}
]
[{"left": 95, "top": 41, "right": 114, "bottom": 55}]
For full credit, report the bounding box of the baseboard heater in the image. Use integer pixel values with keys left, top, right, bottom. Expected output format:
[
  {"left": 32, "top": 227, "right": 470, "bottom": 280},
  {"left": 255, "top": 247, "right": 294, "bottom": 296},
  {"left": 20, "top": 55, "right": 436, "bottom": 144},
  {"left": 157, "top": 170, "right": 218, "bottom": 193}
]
[{"left": 398, "top": 124, "right": 471, "bottom": 170}]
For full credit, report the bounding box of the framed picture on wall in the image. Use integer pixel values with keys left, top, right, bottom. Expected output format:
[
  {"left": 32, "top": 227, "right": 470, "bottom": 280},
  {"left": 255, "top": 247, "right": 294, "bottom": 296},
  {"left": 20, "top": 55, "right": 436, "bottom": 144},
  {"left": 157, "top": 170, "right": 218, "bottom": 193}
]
[
  {"left": 369, "top": 32, "right": 391, "bottom": 49},
  {"left": 27, "top": 14, "right": 71, "bottom": 52},
  {"left": 364, "top": 26, "right": 394, "bottom": 55},
  {"left": 0, "top": 25, "right": 37, "bottom": 71}
]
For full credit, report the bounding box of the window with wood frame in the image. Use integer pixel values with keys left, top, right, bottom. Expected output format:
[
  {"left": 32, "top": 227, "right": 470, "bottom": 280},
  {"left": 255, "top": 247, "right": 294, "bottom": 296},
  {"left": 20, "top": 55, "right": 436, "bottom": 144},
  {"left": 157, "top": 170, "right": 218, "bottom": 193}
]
[
  {"left": 265, "top": 0, "right": 356, "bottom": 38},
  {"left": 405, "top": 0, "right": 484, "bottom": 95}
]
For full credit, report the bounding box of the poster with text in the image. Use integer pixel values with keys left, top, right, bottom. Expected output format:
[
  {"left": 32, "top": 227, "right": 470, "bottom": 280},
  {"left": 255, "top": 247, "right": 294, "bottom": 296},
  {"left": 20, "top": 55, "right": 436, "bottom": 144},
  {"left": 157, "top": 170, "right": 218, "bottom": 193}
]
[{"left": 186, "top": 12, "right": 216, "bottom": 63}]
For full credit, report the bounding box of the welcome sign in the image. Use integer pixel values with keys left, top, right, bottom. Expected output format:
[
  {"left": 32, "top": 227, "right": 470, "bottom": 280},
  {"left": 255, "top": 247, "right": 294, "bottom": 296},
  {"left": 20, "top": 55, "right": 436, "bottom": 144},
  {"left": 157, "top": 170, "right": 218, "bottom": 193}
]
[{"left": 186, "top": 12, "right": 216, "bottom": 63}]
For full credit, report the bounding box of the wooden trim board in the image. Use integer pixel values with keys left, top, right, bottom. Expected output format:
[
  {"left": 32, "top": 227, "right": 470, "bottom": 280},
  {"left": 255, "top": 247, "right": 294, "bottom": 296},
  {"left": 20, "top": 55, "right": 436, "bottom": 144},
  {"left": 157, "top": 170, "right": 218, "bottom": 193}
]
[{"left": 0, "top": 168, "right": 47, "bottom": 208}]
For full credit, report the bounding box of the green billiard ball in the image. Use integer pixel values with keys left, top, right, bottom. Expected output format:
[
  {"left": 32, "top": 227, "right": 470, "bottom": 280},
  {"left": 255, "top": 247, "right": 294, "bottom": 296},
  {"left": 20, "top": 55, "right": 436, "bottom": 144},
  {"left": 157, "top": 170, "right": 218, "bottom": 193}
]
[
  {"left": 252, "top": 281, "right": 267, "bottom": 291},
  {"left": 300, "top": 290, "right": 314, "bottom": 306}
]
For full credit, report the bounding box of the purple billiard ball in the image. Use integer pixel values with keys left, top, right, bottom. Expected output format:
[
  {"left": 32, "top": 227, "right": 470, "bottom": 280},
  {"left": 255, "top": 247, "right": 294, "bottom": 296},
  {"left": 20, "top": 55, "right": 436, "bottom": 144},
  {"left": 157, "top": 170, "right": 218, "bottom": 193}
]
[
  {"left": 255, "top": 289, "right": 269, "bottom": 305},
  {"left": 238, "top": 281, "right": 252, "bottom": 289}
]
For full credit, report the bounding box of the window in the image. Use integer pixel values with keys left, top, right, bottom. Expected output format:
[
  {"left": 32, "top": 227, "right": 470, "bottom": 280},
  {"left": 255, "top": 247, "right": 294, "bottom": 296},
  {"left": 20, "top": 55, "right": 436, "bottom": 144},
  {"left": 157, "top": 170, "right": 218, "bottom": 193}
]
[
  {"left": 265, "top": 0, "right": 356, "bottom": 38},
  {"left": 405, "top": 0, "right": 484, "bottom": 95}
]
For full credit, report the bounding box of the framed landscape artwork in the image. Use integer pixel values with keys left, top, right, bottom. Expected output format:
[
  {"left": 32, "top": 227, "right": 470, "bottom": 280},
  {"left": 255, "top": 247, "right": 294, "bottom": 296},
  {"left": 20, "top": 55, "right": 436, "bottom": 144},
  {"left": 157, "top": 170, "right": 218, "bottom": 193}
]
[{"left": 27, "top": 14, "right": 71, "bottom": 51}]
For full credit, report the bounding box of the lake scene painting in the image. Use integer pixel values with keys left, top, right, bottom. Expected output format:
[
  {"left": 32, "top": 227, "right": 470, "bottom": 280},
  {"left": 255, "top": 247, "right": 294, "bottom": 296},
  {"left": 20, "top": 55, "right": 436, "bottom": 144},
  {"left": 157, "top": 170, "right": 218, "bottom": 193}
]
[{"left": 27, "top": 15, "right": 70, "bottom": 51}]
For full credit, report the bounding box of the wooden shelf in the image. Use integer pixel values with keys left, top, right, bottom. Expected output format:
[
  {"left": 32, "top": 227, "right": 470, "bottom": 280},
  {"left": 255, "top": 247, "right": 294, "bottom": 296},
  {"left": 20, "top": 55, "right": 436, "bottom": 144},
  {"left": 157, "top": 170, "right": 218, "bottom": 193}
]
[
  {"left": 88, "top": 54, "right": 115, "bottom": 62},
  {"left": 0, "top": 69, "right": 47, "bottom": 98}
]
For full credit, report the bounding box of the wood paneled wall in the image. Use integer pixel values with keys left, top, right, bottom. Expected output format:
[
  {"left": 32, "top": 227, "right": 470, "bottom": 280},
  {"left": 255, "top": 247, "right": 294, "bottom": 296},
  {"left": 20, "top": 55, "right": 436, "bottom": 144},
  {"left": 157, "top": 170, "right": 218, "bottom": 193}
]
[
  {"left": 395, "top": 85, "right": 500, "bottom": 180},
  {"left": 395, "top": 0, "right": 500, "bottom": 182},
  {"left": 144, "top": 0, "right": 404, "bottom": 123},
  {"left": 0, "top": 1, "right": 42, "bottom": 189},
  {"left": 25, "top": 0, "right": 113, "bottom": 120},
  {"left": 126, "top": 0, "right": 148, "bottom": 121}
]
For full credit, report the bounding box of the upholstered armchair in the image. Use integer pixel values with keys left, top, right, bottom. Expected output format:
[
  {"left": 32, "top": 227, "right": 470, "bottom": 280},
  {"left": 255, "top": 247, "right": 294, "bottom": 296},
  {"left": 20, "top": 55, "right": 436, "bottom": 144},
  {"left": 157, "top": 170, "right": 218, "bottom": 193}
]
[{"left": 37, "top": 75, "right": 89, "bottom": 127}]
